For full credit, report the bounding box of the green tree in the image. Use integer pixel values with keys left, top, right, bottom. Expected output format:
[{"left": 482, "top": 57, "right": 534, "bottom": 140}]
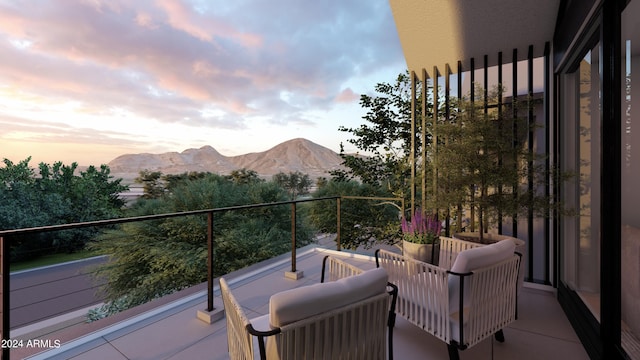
[
  {"left": 0, "top": 172, "right": 67, "bottom": 259},
  {"left": 331, "top": 71, "right": 424, "bottom": 200},
  {"left": 135, "top": 170, "right": 165, "bottom": 199},
  {"left": 73, "top": 165, "right": 128, "bottom": 219},
  {"left": 163, "top": 171, "right": 211, "bottom": 191},
  {"left": 1, "top": 158, "right": 127, "bottom": 259},
  {"left": 0, "top": 158, "right": 35, "bottom": 187},
  {"left": 90, "top": 174, "right": 315, "bottom": 315},
  {"left": 315, "top": 71, "right": 430, "bottom": 249},
  {"left": 309, "top": 180, "right": 400, "bottom": 249},
  {"left": 316, "top": 177, "right": 329, "bottom": 188},
  {"left": 227, "top": 168, "right": 263, "bottom": 185},
  {"left": 272, "top": 171, "right": 312, "bottom": 200},
  {"left": 431, "top": 85, "right": 573, "bottom": 241},
  {"left": 136, "top": 170, "right": 220, "bottom": 199}
]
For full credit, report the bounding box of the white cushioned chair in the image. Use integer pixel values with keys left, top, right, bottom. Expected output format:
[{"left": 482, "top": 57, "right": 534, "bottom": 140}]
[
  {"left": 220, "top": 256, "right": 398, "bottom": 359},
  {"left": 375, "top": 237, "right": 521, "bottom": 360}
]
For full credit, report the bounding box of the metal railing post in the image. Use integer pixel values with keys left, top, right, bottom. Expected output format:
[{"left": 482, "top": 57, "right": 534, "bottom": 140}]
[
  {"left": 290, "top": 202, "right": 297, "bottom": 273},
  {"left": 1, "top": 236, "right": 9, "bottom": 360},
  {"left": 336, "top": 197, "right": 341, "bottom": 251},
  {"left": 206, "top": 212, "right": 214, "bottom": 312}
]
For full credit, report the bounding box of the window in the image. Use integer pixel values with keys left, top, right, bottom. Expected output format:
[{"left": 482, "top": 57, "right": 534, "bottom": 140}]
[
  {"left": 621, "top": 1, "right": 640, "bottom": 357},
  {"left": 560, "top": 42, "right": 602, "bottom": 322}
]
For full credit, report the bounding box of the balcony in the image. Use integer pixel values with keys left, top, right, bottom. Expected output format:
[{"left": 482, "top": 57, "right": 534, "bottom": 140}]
[
  {"left": 12, "top": 243, "right": 588, "bottom": 360},
  {"left": 0, "top": 195, "right": 590, "bottom": 359}
]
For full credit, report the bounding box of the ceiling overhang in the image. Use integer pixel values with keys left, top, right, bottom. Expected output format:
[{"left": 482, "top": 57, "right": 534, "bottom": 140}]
[{"left": 388, "top": 0, "right": 560, "bottom": 79}]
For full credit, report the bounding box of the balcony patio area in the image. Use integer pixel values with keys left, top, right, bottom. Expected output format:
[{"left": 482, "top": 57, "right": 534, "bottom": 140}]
[{"left": 18, "top": 245, "right": 589, "bottom": 360}]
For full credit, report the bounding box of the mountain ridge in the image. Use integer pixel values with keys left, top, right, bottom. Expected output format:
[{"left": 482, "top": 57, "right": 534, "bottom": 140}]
[{"left": 108, "top": 138, "right": 345, "bottom": 181}]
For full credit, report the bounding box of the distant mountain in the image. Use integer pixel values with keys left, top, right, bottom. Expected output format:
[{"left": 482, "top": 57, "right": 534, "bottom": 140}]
[{"left": 108, "top": 138, "right": 345, "bottom": 182}]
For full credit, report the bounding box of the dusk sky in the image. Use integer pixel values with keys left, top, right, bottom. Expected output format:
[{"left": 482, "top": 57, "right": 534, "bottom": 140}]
[{"left": 0, "top": 0, "right": 406, "bottom": 166}]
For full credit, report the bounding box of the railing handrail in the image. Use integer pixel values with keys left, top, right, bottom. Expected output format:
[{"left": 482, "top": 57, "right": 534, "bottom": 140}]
[{"left": 0, "top": 196, "right": 341, "bottom": 238}]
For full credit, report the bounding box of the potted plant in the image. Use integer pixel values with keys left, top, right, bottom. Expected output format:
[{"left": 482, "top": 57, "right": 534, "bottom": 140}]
[
  {"left": 401, "top": 208, "right": 441, "bottom": 264},
  {"left": 429, "top": 85, "right": 572, "bottom": 246}
]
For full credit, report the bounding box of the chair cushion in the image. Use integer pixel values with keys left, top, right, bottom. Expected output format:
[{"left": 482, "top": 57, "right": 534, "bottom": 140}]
[
  {"left": 269, "top": 267, "right": 388, "bottom": 327},
  {"left": 450, "top": 238, "right": 516, "bottom": 274},
  {"left": 449, "top": 239, "right": 515, "bottom": 313}
]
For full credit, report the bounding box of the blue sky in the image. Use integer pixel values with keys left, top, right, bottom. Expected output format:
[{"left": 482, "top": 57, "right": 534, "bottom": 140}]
[{"left": 0, "top": 0, "right": 406, "bottom": 166}]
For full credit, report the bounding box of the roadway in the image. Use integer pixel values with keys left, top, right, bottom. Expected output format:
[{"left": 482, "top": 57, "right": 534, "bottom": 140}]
[{"left": 9, "top": 256, "right": 108, "bottom": 329}]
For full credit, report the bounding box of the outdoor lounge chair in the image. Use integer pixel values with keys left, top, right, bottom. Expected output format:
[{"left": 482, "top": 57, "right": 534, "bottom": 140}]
[
  {"left": 220, "top": 255, "right": 398, "bottom": 360},
  {"left": 376, "top": 237, "right": 521, "bottom": 360}
]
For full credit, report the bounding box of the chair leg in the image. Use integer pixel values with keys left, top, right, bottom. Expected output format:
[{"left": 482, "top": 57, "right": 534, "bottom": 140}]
[
  {"left": 447, "top": 344, "right": 460, "bottom": 360},
  {"left": 494, "top": 329, "right": 505, "bottom": 343},
  {"left": 388, "top": 317, "right": 394, "bottom": 360}
]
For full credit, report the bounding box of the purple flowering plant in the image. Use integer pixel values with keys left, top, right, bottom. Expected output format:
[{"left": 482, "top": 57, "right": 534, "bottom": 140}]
[{"left": 401, "top": 208, "right": 442, "bottom": 244}]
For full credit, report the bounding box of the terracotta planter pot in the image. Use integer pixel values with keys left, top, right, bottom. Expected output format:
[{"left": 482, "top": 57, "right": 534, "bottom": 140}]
[{"left": 402, "top": 239, "right": 440, "bottom": 265}]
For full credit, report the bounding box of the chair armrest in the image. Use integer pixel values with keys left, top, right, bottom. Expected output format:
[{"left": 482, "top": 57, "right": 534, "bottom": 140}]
[
  {"left": 246, "top": 324, "right": 281, "bottom": 360},
  {"left": 375, "top": 248, "right": 447, "bottom": 274},
  {"left": 386, "top": 281, "right": 398, "bottom": 327},
  {"left": 321, "top": 255, "right": 364, "bottom": 283}
]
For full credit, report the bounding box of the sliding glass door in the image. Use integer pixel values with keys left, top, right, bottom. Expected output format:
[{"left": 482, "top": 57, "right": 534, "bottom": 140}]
[
  {"left": 621, "top": 1, "right": 640, "bottom": 357},
  {"left": 560, "top": 41, "right": 602, "bottom": 322}
]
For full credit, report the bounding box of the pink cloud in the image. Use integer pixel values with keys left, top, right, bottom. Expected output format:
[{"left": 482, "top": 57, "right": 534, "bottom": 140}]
[
  {"left": 156, "top": 0, "right": 262, "bottom": 48},
  {"left": 0, "top": 0, "right": 405, "bottom": 139},
  {"left": 335, "top": 88, "right": 359, "bottom": 103},
  {"left": 135, "top": 12, "right": 157, "bottom": 29},
  {"left": 157, "top": 0, "right": 212, "bottom": 42}
]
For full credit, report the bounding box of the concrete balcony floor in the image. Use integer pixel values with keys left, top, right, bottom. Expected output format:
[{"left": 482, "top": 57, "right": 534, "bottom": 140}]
[{"left": 20, "top": 246, "right": 590, "bottom": 360}]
